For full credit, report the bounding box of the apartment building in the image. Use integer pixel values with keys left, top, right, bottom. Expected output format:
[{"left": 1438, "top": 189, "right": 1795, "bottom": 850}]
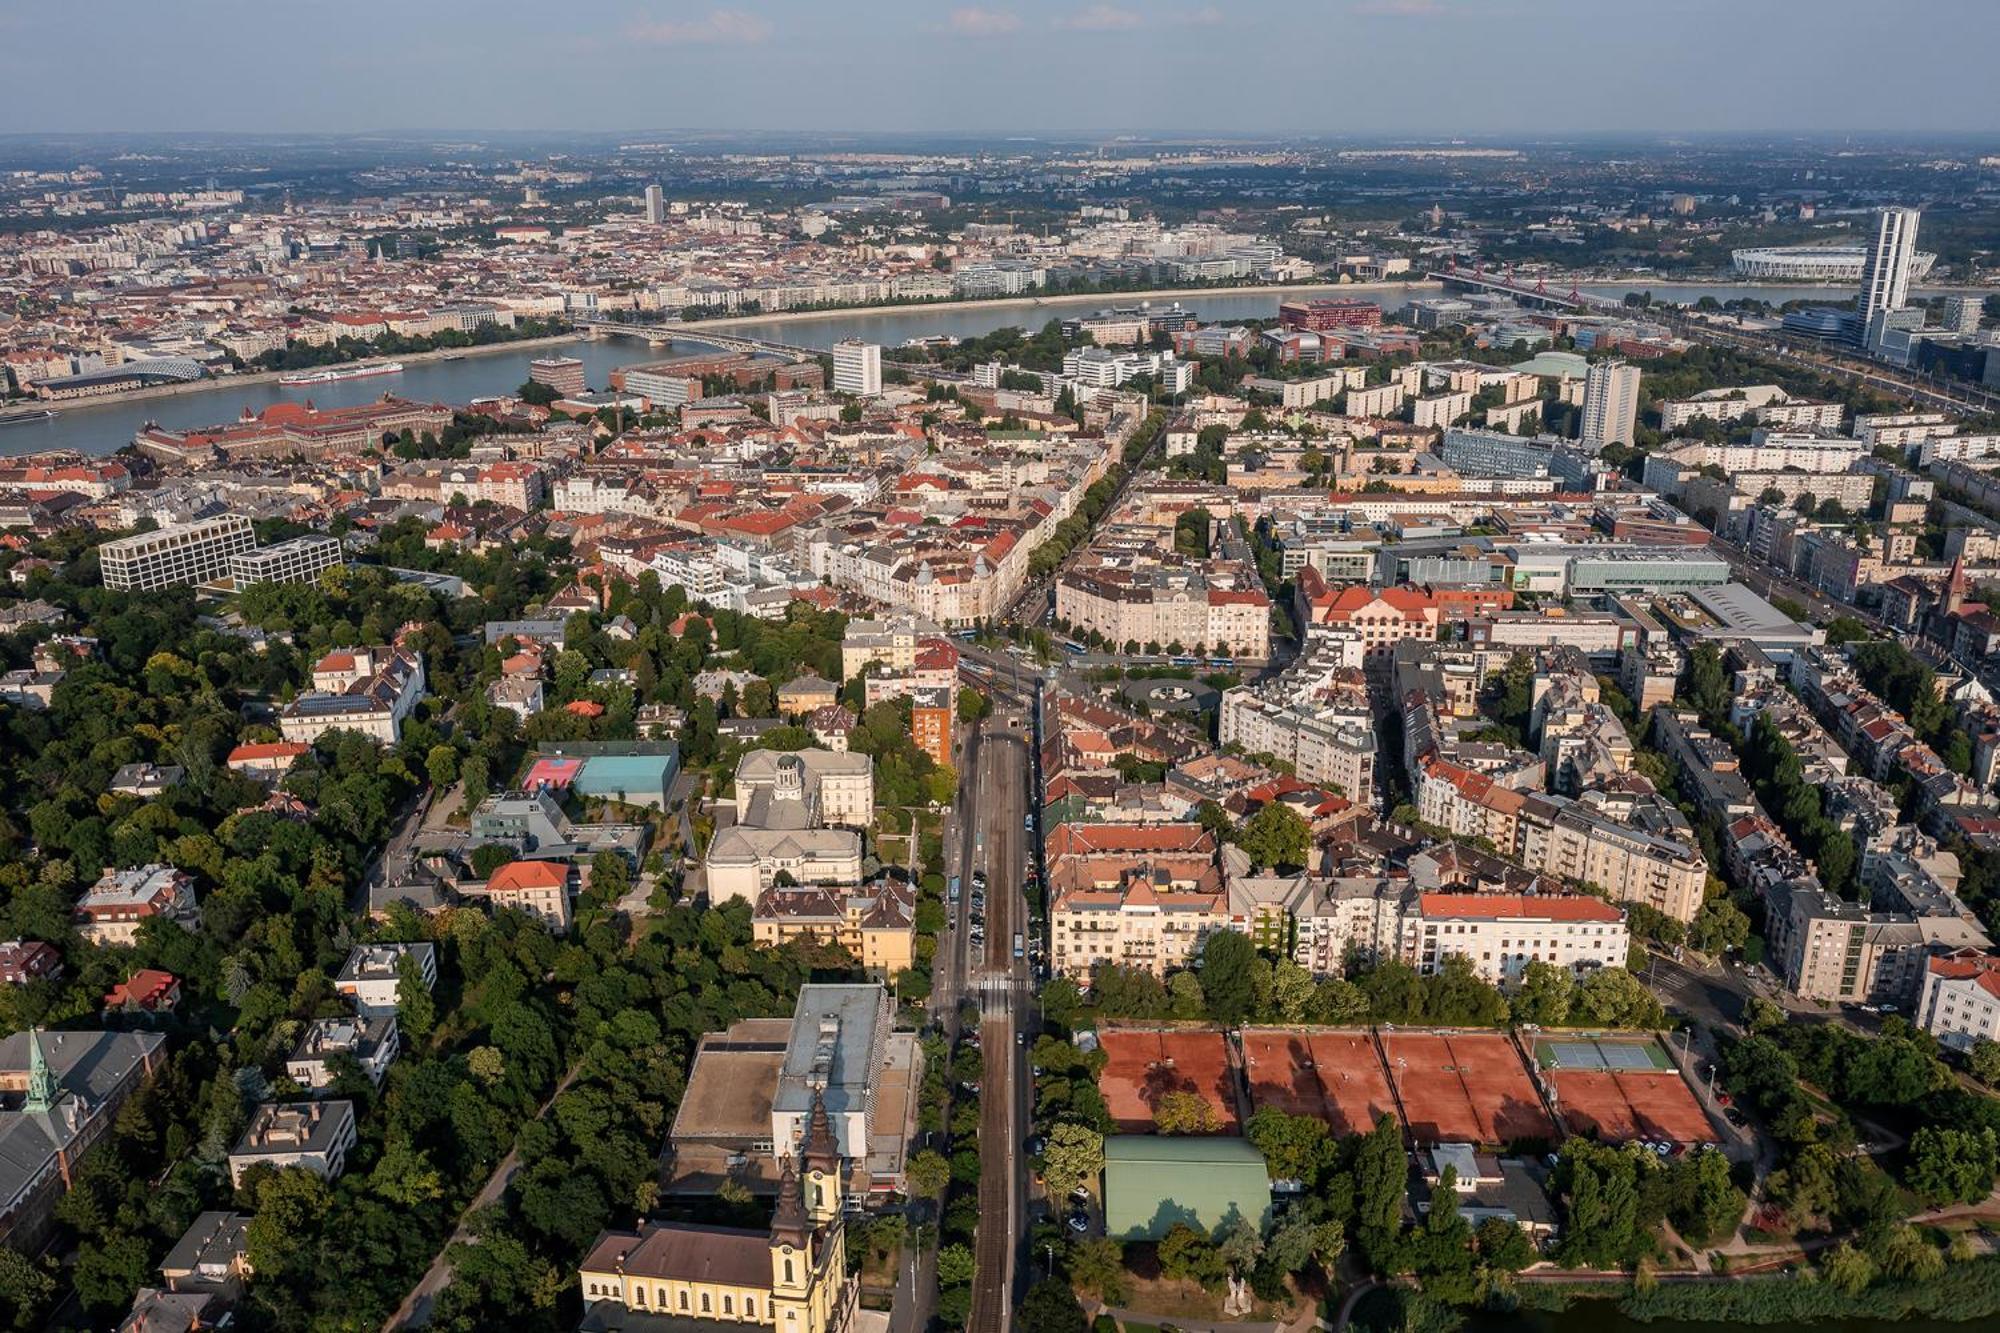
[
  {"left": 751, "top": 881, "right": 916, "bottom": 974},
  {"left": 334, "top": 942, "right": 436, "bottom": 1018},
  {"left": 75, "top": 865, "right": 200, "bottom": 947},
  {"left": 1294, "top": 572, "right": 1441, "bottom": 659},
  {"left": 840, "top": 617, "right": 929, "bottom": 680},
  {"left": 1219, "top": 641, "right": 1376, "bottom": 803},
  {"left": 1050, "top": 879, "right": 1230, "bottom": 980},
  {"left": 1580, "top": 359, "right": 1641, "bottom": 449},
  {"left": 1401, "top": 893, "right": 1629, "bottom": 987},
  {"left": 832, "top": 340, "right": 882, "bottom": 396},
  {"left": 286, "top": 1015, "right": 398, "bottom": 1091},
  {"left": 1916, "top": 951, "right": 2000, "bottom": 1053},
  {"left": 226, "top": 1101, "right": 358, "bottom": 1187},
  {"left": 1056, "top": 561, "right": 1272, "bottom": 658},
  {"left": 1516, "top": 795, "right": 1707, "bottom": 922},
  {"left": 528, "top": 356, "right": 587, "bottom": 396},
  {"left": 99, "top": 514, "right": 256, "bottom": 591}
]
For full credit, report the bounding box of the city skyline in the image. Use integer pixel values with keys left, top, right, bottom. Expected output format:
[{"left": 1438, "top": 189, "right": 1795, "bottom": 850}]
[{"left": 5, "top": 0, "right": 2000, "bottom": 137}]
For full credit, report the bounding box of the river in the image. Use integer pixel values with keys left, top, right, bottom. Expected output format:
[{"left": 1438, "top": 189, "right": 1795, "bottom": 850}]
[{"left": 0, "top": 280, "right": 1973, "bottom": 460}]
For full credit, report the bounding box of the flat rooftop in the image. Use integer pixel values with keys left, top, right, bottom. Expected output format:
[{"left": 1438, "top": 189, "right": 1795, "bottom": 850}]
[{"left": 774, "top": 984, "right": 885, "bottom": 1119}]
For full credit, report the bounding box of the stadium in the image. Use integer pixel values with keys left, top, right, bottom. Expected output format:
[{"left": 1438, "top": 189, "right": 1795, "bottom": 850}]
[{"left": 1731, "top": 245, "right": 1938, "bottom": 282}]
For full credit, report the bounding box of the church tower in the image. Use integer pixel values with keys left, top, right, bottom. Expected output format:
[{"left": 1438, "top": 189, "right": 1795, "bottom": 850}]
[
  {"left": 1945, "top": 555, "right": 1970, "bottom": 618},
  {"left": 24, "top": 1029, "right": 60, "bottom": 1114},
  {"left": 769, "top": 1156, "right": 815, "bottom": 1317},
  {"left": 802, "top": 1089, "right": 842, "bottom": 1226}
]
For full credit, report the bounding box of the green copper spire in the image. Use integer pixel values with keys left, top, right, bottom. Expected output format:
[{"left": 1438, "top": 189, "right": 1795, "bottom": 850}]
[{"left": 23, "top": 1029, "right": 58, "bottom": 1114}]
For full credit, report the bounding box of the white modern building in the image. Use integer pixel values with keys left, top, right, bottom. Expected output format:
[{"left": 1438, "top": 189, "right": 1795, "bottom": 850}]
[
  {"left": 1916, "top": 951, "right": 2000, "bottom": 1053},
  {"left": 230, "top": 535, "right": 342, "bottom": 586},
  {"left": 644, "top": 184, "right": 665, "bottom": 225},
  {"left": 1860, "top": 207, "right": 1922, "bottom": 341},
  {"left": 227, "top": 1101, "right": 358, "bottom": 1187},
  {"left": 1580, "top": 359, "right": 1640, "bottom": 450},
  {"left": 832, "top": 340, "right": 882, "bottom": 397},
  {"left": 100, "top": 514, "right": 256, "bottom": 591}
]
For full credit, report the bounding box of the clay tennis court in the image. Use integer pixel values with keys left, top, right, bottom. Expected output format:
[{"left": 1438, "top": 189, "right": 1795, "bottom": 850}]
[
  {"left": 1241, "top": 1029, "right": 1397, "bottom": 1136},
  {"left": 1379, "top": 1030, "right": 1555, "bottom": 1145},
  {"left": 1550, "top": 1069, "right": 1717, "bottom": 1145},
  {"left": 1096, "top": 1027, "right": 1240, "bottom": 1134},
  {"left": 1534, "top": 1037, "right": 1716, "bottom": 1145}
]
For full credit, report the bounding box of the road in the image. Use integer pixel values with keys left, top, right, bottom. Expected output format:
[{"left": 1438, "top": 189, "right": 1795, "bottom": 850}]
[
  {"left": 1701, "top": 533, "right": 1889, "bottom": 633},
  {"left": 966, "top": 708, "right": 1035, "bottom": 1333}
]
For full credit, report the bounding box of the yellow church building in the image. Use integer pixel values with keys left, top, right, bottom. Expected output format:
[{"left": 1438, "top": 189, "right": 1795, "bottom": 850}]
[{"left": 579, "top": 1091, "right": 857, "bottom": 1333}]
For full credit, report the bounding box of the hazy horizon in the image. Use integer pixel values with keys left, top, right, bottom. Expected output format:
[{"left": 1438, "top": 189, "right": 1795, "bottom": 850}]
[{"left": 6, "top": 0, "right": 1999, "bottom": 139}]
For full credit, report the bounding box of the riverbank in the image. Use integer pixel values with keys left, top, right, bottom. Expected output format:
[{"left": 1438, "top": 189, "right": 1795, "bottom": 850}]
[
  {"left": 28, "top": 332, "right": 581, "bottom": 419},
  {"left": 671, "top": 280, "right": 1443, "bottom": 333}
]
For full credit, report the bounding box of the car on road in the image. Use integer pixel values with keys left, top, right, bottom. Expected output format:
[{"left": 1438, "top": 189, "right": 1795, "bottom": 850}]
[
  {"left": 1723, "top": 1106, "right": 1748, "bottom": 1128},
  {"left": 1066, "top": 1211, "right": 1088, "bottom": 1234}
]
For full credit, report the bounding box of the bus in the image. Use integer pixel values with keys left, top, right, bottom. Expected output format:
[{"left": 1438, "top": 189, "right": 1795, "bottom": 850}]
[{"left": 1013, "top": 932, "right": 1025, "bottom": 960}]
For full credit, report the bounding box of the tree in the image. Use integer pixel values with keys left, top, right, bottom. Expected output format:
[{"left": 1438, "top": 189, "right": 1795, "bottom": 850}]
[
  {"left": 243, "top": 1167, "right": 334, "bottom": 1279},
  {"left": 1688, "top": 898, "right": 1750, "bottom": 955},
  {"left": 1352, "top": 1114, "right": 1407, "bottom": 1263},
  {"left": 937, "top": 1243, "right": 975, "bottom": 1287},
  {"left": 1768, "top": 1142, "right": 1839, "bottom": 1229},
  {"left": 1157, "top": 1223, "right": 1226, "bottom": 1287},
  {"left": 1216, "top": 1214, "right": 1263, "bottom": 1273},
  {"left": 1199, "top": 929, "right": 1258, "bottom": 1024},
  {"left": 1238, "top": 801, "right": 1311, "bottom": 871},
  {"left": 1511, "top": 960, "right": 1574, "bottom": 1026},
  {"left": 1475, "top": 1217, "right": 1535, "bottom": 1272},
  {"left": 372, "top": 1140, "right": 447, "bottom": 1207},
  {"left": 1068, "top": 1236, "right": 1128, "bottom": 1302},
  {"left": 1906, "top": 1126, "right": 1999, "bottom": 1205},
  {"left": 1265, "top": 959, "right": 1315, "bottom": 1024},
  {"left": 1667, "top": 1148, "right": 1744, "bottom": 1245},
  {"left": 1153, "top": 1090, "right": 1221, "bottom": 1135},
  {"left": 1195, "top": 800, "right": 1233, "bottom": 844},
  {"left": 1041, "top": 976, "right": 1085, "bottom": 1031},
  {"left": 471, "top": 842, "right": 514, "bottom": 880},
  {"left": 397, "top": 950, "right": 437, "bottom": 1043},
  {"left": 1247, "top": 1108, "right": 1333, "bottom": 1185},
  {"left": 0, "top": 1249, "right": 55, "bottom": 1331},
  {"left": 1744, "top": 995, "right": 1788, "bottom": 1036},
  {"left": 425, "top": 743, "right": 459, "bottom": 790},
  {"left": 72, "top": 1232, "right": 151, "bottom": 1317},
  {"left": 1821, "top": 1240, "right": 1875, "bottom": 1296},
  {"left": 1971, "top": 1038, "right": 2000, "bottom": 1088},
  {"left": 1167, "top": 970, "right": 1207, "bottom": 1020},
  {"left": 460, "top": 752, "right": 490, "bottom": 801},
  {"left": 1018, "top": 1278, "right": 1088, "bottom": 1333},
  {"left": 1041, "top": 1123, "right": 1104, "bottom": 1202},
  {"left": 907, "top": 1149, "right": 951, "bottom": 1201},
  {"left": 1570, "top": 968, "right": 1666, "bottom": 1028},
  {"left": 1875, "top": 1223, "right": 1945, "bottom": 1281}
]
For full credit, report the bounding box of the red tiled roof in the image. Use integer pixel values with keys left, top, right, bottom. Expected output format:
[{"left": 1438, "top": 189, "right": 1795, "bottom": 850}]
[
  {"left": 1418, "top": 892, "right": 1623, "bottom": 922},
  {"left": 488, "top": 861, "right": 568, "bottom": 894}
]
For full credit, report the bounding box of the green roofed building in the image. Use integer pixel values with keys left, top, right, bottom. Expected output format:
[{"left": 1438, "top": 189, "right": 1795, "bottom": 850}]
[{"left": 1103, "top": 1135, "right": 1273, "bottom": 1242}]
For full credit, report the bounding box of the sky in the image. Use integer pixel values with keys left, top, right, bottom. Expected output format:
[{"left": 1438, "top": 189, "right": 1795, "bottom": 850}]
[{"left": 4, "top": 0, "right": 1998, "bottom": 139}]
